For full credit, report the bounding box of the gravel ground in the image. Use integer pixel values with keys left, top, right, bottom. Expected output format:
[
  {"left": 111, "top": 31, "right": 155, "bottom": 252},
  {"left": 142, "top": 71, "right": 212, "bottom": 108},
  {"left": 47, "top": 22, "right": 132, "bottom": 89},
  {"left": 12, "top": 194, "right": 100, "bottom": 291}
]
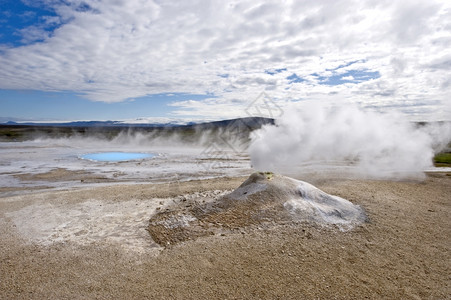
[{"left": 0, "top": 172, "right": 450, "bottom": 299}]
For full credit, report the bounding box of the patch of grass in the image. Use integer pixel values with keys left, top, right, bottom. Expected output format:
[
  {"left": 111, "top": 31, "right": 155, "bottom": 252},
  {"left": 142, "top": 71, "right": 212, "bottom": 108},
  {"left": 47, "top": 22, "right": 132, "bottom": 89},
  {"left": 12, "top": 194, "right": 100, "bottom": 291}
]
[
  {"left": 0, "top": 128, "right": 25, "bottom": 141},
  {"left": 434, "top": 152, "right": 451, "bottom": 167}
]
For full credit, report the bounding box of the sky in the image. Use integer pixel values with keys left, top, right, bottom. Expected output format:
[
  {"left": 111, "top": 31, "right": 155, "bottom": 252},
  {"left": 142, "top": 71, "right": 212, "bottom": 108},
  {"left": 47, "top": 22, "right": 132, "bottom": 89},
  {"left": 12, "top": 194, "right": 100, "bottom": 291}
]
[{"left": 0, "top": 0, "right": 450, "bottom": 123}]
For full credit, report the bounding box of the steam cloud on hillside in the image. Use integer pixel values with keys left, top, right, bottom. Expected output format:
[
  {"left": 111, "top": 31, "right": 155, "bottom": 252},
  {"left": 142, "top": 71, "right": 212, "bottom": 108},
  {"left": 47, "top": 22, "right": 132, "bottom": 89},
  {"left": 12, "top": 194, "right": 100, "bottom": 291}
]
[{"left": 249, "top": 103, "right": 451, "bottom": 179}]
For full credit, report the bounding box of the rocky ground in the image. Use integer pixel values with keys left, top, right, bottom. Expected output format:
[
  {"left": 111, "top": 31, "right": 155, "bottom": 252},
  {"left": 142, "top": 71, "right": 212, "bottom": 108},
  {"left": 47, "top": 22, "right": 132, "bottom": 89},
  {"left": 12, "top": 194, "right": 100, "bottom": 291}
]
[{"left": 0, "top": 172, "right": 450, "bottom": 299}]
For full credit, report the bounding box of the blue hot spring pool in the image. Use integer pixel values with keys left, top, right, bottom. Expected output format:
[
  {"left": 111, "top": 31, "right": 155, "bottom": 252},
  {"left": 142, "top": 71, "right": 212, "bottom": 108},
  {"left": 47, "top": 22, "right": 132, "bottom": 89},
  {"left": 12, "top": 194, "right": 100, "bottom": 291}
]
[{"left": 80, "top": 152, "right": 155, "bottom": 162}]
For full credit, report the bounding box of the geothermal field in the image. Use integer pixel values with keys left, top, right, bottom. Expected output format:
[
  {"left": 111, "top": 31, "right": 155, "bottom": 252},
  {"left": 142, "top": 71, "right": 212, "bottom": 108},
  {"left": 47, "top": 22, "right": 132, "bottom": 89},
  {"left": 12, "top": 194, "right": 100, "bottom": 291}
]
[{"left": 0, "top": 113, "right": 450, "bottom": 299}]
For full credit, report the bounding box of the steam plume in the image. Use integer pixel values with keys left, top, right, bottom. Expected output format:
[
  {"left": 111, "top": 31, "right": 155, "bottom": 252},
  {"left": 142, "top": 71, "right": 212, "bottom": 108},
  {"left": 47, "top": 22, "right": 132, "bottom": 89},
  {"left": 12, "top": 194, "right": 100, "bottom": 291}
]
[{"left": 249, "top": 103, "right": 451, "bottom": 179}]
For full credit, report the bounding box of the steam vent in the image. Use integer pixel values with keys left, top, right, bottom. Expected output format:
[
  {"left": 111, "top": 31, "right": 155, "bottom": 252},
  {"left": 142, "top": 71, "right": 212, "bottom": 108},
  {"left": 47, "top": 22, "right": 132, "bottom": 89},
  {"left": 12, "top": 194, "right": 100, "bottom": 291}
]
[{"left": 148, "top": 172, "right": 367, "bottom": 246}]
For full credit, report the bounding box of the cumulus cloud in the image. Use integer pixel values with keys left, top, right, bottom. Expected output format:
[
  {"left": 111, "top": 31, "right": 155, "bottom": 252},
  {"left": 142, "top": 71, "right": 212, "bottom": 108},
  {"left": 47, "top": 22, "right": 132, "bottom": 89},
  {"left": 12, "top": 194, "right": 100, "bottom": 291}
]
[{"left": 0, "top": 0, "right": 450, "bottom": 120}]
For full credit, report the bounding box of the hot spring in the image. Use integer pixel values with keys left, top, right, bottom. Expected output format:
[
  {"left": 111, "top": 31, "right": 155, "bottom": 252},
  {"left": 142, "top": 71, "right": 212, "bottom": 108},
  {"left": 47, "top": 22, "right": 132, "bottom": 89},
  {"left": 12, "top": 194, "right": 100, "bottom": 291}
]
[{"left": 80, "top": 152, "right": 155, "bottom": 162}]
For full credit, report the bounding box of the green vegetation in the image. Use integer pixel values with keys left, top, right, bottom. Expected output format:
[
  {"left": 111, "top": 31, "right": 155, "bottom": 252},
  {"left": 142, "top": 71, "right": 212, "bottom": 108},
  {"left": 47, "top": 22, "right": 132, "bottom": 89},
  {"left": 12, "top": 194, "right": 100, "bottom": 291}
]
[
  {"left": 434, "top": 152, "right": 451, "bottom": 167},
  {"left": 0, "top": 127, "right": 26, "bottom": 141}
]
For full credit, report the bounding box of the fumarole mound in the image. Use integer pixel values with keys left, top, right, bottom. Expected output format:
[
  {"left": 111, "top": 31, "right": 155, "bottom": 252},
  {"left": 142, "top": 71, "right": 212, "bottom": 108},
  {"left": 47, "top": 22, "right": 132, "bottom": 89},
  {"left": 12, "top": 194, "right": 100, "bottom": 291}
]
[{"left": 148, "top": 172, "right": 366, "bottom": 246}]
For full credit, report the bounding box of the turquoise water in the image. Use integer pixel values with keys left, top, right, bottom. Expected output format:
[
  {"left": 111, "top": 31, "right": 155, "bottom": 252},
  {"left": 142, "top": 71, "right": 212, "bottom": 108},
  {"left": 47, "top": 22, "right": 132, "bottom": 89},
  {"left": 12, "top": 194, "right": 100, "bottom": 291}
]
[{"left": 80, "top": 152, "right": 155, "bottom": 162}]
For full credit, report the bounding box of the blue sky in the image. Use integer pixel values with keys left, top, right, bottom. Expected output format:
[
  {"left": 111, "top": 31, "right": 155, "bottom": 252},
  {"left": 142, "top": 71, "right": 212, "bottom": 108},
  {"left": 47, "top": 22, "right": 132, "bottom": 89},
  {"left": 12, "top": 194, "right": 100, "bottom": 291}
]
[
  {"left": 0, "top": 0, "right": 450, "bottom": 122},
  {"left": 0, "top": 90, "right": 211, "bottom": 122}
]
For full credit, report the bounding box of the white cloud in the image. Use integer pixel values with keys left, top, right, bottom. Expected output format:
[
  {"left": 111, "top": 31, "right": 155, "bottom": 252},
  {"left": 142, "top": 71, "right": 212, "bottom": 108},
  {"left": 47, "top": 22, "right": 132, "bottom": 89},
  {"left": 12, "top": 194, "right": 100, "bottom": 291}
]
[{"left": 0, "top": 0, "right": 450, "bottom": 120}]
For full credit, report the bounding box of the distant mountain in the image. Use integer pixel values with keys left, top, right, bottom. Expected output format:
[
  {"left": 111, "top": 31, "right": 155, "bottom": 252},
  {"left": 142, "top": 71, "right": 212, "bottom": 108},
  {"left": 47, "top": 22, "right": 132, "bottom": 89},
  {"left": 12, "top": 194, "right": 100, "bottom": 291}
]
[
  {"left": 0, "top": 117, "right": 274, "bottom": 129},
  {"left": 189, "top": 117, "right": 275, "bottom": 130},
  {"left": 0, "top": 120, "right": 185, "bottom": 127},
  {"left": 0, "top": 117, "right": 276, "bottom": 142}
]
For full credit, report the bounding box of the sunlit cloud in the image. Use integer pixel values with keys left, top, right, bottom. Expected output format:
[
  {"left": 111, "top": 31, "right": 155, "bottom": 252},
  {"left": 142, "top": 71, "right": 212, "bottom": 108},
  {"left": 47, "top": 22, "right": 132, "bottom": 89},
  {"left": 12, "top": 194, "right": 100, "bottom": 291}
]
[{"left": 0, "top": 0, "right": 450, "bottom": 121}]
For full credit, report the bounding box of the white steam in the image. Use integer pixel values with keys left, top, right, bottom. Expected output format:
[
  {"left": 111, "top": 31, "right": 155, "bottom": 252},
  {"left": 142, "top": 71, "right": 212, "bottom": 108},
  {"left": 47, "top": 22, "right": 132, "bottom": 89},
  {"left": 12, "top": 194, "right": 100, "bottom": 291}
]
[{"left": 249, "top": 103, "right": 451, "bottom": 179}]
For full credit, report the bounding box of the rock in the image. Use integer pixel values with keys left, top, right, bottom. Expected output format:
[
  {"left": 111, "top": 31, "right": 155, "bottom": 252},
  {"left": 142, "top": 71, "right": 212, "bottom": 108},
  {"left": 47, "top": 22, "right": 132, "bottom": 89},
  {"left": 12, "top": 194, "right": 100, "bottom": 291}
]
[{"left": 147, "top": 172, "right": 366, "bottom": 246}]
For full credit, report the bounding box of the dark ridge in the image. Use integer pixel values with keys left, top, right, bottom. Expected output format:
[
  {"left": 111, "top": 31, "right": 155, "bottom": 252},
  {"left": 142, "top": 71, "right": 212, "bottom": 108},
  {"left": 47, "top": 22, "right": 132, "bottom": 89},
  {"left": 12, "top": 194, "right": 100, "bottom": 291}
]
[{"left": 0, "top": 117, "right": 275, "bottom": 142}]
